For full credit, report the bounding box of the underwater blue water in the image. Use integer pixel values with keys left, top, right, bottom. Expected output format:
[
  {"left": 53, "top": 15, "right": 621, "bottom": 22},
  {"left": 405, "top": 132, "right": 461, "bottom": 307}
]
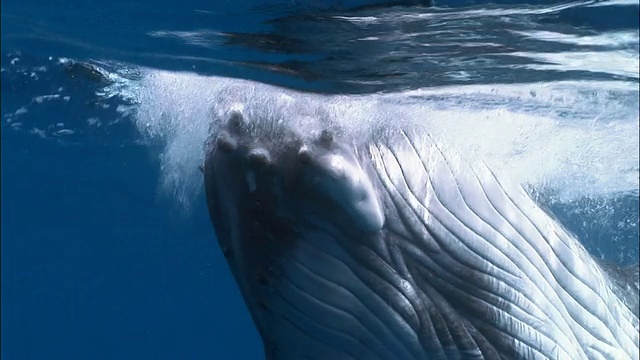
[
  {"left": 0, "top": 61, "right": 264, "bottom": 358},
  {"left": 2, "top": 0, "right": 638, "bottom": 359}
]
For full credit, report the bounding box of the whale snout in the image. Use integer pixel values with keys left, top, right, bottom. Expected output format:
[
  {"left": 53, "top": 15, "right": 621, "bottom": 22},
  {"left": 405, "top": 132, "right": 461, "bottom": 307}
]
[{"left": 205, "top": 110, "right": 385, "bottom": 234}]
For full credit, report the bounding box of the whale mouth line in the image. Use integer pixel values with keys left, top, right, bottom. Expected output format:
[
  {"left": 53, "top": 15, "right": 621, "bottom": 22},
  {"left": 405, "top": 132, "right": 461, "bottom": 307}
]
[{"left": 202, "top": 97, "right": 639, "bottom": 360}]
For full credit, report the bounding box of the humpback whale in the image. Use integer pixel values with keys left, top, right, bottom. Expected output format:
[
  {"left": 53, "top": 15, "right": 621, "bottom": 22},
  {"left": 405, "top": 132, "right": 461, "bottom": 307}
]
[{"left": 202, "top": 97, "right": 639, "bottom": 359}]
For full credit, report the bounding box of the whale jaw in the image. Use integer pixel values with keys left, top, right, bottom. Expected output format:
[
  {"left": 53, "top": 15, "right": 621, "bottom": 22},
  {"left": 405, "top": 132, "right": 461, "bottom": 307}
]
[
  {"left": 204, "top": 110, "right": 639, "bottom": 360},
  {"left": 204, "top": 111, "right": 401, "bottom": 359}
]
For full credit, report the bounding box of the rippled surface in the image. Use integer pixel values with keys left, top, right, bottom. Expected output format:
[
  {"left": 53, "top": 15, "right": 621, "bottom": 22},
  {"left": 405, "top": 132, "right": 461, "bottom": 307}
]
[
  {"left": 2, "top": 0, "right": 638, "bottom": 358},
  {"left": 4, "top": 0, "right": 638, "bottom": 90},
  {"left": 216, "top": 1, "right": 639, "bottom": 92}
]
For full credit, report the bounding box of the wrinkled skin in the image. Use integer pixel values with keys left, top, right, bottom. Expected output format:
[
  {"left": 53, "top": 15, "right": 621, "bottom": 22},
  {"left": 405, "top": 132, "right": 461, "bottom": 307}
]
[{"left": 203, "top": 110, "right": 639, "bottom": 360}]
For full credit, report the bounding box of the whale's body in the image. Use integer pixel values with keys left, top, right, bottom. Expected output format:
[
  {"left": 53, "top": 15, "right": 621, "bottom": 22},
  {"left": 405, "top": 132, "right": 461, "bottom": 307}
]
[{"left": 202, "top": 97, "right": 639, "bottom": 359}]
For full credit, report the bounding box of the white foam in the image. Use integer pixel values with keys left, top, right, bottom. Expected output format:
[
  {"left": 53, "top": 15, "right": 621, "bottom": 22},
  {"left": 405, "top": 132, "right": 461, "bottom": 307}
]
[
  {"left": 509, "top": 51, "right": 639, "bottom": 79},
  {"left": 133, "top": 70, "right": 225, "bottom": 208},
  {"left": 332, "top": 1, "right": 591, "bottom": 24},
  {"left": 511, "top": 30, "right": 639, "bottom": 47},
  {"left": 147, "top": 30, "right": 223, "bottom": 48},
  {"left": 129, "top": 69, "right": 639, "bottom": 209},
  {"left": 33, "top": 94, "right": 61, "bottom": 103},
  {"left": 587, "top": 0, "right": 639, "bottom": 7}
]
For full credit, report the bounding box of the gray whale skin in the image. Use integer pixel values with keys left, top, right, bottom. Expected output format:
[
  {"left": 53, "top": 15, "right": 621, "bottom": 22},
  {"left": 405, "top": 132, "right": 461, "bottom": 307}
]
[{"left": 203, "top": 105, "right": 639, "bottom": 360}]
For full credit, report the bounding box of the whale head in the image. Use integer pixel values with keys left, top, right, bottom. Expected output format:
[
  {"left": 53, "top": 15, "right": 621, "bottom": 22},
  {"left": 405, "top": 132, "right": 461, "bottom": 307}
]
[
  {"left": 203, "top": 109, "right": 394, "bottom": 358},
  {"left": 203, "top": 105, "right": 639, "bottom": 360},
  {"left": 204, "top": 109, "right": 384, "bottom": 239}
]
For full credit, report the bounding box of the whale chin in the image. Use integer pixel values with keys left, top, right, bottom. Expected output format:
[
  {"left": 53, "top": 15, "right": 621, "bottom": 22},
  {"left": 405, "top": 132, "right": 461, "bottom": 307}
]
[{"left": 203, "top": 108, "right": 639, "bottom": 360}]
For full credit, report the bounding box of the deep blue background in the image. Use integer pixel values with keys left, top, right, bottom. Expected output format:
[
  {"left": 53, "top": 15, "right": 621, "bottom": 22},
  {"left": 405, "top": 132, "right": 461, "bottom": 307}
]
[
  {"left": 2, "top": 0, "right": 638, "bottom": 359},
  {"left": 0, "top": 56, "right": 263, "bottom": 358}
]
